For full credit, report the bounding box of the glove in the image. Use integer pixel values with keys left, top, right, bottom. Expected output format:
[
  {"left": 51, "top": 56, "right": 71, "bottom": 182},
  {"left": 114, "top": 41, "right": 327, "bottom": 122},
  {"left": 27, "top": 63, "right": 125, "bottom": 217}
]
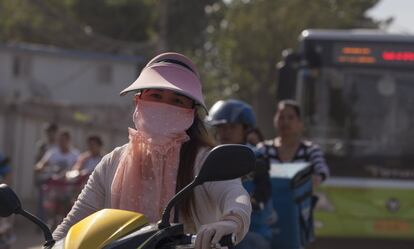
[{"left": 195, "top": 220, "right": 238, "bottom": 249}]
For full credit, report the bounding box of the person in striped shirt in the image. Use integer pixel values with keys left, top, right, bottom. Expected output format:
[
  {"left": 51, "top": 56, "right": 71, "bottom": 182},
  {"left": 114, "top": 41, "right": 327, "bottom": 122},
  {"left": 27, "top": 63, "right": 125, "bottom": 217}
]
[{"left": 256, "top": 99, "right": 329, "bottom": 188}]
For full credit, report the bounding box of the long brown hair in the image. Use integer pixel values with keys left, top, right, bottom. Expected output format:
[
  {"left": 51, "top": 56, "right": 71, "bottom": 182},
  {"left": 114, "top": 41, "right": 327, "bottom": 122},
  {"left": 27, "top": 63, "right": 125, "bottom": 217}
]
[{"left": 176, "top": 110, "right": 215, "bottom": 220}]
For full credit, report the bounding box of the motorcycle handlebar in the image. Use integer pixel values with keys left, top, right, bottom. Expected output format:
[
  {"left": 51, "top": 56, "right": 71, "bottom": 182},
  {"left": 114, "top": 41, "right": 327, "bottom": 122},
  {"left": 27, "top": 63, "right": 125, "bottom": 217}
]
[
  {"left": 176, "top": 233, "right": 235, "bottom": 248},
  {"left": 218, "top": 234, "right": 235, "bottom": 247}
]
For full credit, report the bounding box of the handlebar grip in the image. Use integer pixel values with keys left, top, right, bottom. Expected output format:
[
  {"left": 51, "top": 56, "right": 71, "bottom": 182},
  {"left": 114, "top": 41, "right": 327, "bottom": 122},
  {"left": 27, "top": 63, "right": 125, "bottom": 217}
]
[
  {"left": 180, "top": 233, "right": 235, "bottom": 248},
  {"left": 218, "top": 234, "right": 235, "bottom": 247}
]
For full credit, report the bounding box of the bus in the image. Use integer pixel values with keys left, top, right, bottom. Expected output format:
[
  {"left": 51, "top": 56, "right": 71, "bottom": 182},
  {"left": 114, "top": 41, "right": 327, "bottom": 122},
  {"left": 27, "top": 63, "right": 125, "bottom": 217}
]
[{"left": 277, "top": 29, "right": 414, "bottom": 247}]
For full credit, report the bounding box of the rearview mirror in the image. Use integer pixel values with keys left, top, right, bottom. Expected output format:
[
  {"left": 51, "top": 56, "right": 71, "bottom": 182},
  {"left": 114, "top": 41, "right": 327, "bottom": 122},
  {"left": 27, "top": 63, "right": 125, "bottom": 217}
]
[
  {"left": 0, "top": 184, "right": 55, "bottom": 246},
  {"left": 0, "top": 184, "right": 22, "bottom": 217},
  {"left": 159, "top": 144, "right": 255, "bottom": 228},
  {"left": 195, "top": 144, "right": 255, "bottom": 184}
]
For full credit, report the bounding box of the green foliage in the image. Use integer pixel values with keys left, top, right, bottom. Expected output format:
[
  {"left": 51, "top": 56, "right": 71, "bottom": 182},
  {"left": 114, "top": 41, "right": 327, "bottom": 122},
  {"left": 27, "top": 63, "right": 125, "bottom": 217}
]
[
  {"left": 0, "top": 0, "right": 219, "bottom": 54},
  {"left": 164, "top": 0, "right": 219, "bottom": 52},
  {"left": 67, "top": 0, "right": 155, "bottom": 42},
  {"left": 0, "top": 0, "right": 155, "bottom": 51},
  {"left": 0, "top": 0, "right": 64, "bottom": 45}
]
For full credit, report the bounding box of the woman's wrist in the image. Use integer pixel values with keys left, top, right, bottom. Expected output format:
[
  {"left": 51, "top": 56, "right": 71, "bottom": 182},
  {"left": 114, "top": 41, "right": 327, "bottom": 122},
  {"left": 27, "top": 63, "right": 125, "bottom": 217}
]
[{"left": 220, "top": 210, "right": 244, "bottom": 242}]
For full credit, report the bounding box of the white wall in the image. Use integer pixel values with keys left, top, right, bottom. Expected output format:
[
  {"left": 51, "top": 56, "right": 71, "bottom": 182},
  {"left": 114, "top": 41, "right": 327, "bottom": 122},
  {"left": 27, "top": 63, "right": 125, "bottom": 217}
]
[
  {"left": 0, "top": 51, "right": 12, "bottom": 98},
  {"left": 32, "top": 55, "right": 137, "bottom": 106},
  {"left": 0, "top": 46, "right": 141, "bottom": 107}
]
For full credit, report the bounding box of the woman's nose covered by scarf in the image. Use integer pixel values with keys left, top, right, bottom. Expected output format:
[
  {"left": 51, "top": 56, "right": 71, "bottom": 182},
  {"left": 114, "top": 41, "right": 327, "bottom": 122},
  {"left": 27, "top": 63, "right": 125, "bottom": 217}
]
[
  {"left": 111, "top": 99, "right": 195, "bottom": 222},
  {"left": 133, "top": 99, "right": 195, "bottom": 140}
]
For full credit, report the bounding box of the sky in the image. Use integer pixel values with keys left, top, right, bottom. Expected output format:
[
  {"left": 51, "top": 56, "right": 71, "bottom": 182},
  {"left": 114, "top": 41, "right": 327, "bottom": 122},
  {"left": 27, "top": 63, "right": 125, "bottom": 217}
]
[{"left": 367, "top": 0, "right": 414, "bottom": 34}]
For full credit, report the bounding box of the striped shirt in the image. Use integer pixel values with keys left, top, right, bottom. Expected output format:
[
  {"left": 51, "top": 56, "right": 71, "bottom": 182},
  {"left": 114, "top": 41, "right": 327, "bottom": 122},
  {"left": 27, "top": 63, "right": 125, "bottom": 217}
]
[{"left": 256, "top": 139, "right": 330, "bottom": 181}]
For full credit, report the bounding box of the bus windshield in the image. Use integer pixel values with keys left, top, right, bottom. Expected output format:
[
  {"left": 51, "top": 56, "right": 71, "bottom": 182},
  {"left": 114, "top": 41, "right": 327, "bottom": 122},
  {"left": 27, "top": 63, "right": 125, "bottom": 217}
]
[{"left": 300, "top": 67, "right": 414, "bottom": 178}]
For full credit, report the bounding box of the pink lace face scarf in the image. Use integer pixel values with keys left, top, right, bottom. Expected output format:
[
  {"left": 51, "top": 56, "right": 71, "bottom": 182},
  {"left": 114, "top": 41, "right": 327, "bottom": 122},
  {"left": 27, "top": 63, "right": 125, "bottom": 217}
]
[{"left": 111, "top": 99, "right": 195, "bottom": 222}]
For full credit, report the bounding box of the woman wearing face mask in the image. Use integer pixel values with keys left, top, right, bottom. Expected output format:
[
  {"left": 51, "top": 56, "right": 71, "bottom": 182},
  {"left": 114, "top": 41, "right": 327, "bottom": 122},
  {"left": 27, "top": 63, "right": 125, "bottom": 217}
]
[{"left": 52, "top": 52, "right": 251, "bottom": 249}]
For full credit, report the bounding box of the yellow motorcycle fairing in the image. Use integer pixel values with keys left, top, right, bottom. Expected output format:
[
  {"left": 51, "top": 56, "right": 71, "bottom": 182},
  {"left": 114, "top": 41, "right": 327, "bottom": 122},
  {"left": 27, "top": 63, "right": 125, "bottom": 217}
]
[{"left": 64, "top": 208, "right": 148, "bottom": 249}]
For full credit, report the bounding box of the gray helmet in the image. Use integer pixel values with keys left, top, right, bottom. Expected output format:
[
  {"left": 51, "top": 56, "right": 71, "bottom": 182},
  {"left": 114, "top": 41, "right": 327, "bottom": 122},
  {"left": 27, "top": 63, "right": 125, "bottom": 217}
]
[{"left": 205, "top": 99, "right": 256, "bottom": 128}]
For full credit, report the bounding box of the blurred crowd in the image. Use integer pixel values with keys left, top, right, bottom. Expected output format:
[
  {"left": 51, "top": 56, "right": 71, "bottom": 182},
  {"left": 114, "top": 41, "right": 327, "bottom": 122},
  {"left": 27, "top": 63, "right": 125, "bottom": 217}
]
[
  {"left": 31, "top": 123, "right": 104, "bottom": 230},
  {"left": 0, "top": 122, "right": 105, "bottom": 248}
]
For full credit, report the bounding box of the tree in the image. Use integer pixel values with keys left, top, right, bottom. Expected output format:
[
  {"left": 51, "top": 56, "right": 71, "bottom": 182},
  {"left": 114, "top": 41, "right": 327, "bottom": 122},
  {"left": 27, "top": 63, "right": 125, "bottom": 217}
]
[
  {"left": 0, "top": 0, "right": 156, "bottom": 53},
  {"left": 0, "top": 0, "right": 220, "bottom": 57},
  {"left": 203, "top": 0, "right": 381, "bottom": 136},
  {"left": 162, "top": 0, "right": 219, "bottom": 52}
]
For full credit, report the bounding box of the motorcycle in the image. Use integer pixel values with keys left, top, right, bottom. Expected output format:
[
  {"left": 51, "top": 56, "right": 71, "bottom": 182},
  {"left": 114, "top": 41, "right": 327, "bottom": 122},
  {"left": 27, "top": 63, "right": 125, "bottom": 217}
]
[
  {"left": 42, "top": 169, "right": 89, "bottom": 230},
  {"left": 0, "top": 144, "right": 255, "bottom": 249}
]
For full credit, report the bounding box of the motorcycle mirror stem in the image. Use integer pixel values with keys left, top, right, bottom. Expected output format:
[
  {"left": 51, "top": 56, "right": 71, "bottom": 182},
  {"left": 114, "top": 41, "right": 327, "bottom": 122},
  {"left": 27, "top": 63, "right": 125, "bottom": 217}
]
[
  {"left": 158, "top": 144, "right": 255, "bottom": 229},
  {"left": 0, "top": 184, "right": 55, "bottom": 247},
  {"left": 158, "top": 178, "right": 199, "bottom": 229}
]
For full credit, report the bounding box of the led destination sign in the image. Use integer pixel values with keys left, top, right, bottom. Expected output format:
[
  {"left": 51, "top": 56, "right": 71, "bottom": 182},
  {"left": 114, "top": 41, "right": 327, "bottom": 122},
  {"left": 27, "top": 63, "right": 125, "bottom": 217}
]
[{"left": 333, "top": 43, "right": 414, "bottom": 67}]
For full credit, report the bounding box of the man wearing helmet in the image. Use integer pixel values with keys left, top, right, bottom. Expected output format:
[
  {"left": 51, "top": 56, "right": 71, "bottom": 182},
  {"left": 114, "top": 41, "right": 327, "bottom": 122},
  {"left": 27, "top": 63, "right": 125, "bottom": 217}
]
[
  {"left": 206, "top": 100, "right": 273, "bottom": 249},
  {"left": 205, "top": 99, "right": 257, "bottom": 145}
]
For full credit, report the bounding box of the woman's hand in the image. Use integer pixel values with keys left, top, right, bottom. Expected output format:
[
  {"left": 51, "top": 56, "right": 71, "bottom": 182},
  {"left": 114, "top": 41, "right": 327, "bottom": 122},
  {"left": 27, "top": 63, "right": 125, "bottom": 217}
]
[
  {"left": 195, "top": 220, "right": 238, "bottom": 249},
  {"left": 312, "top": 174, "right": 323, "bottom": 189}
]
